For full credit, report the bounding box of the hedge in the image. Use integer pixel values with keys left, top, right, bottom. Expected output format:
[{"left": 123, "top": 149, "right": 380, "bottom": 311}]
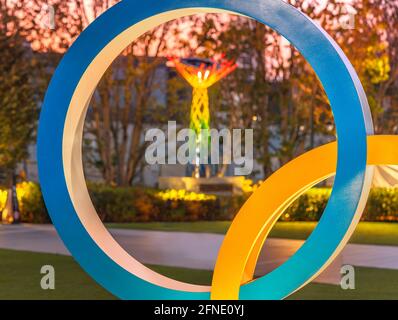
[
  {"left": 88, "top": 185, "right": 245, "bottom": 222},
  {"left": 1, "top": 182, "right": 398, "bottom": 223},
  {"left": 282, "top": 188, "right": 398, "bottom": 222},
  {"left": 0, "top": 182, "right": 49, "bottom": 223}
]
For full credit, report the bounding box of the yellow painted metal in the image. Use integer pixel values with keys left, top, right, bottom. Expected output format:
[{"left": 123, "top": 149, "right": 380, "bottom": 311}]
[{"left": 211, "top": 135, "right": 398, "bottom": 300}]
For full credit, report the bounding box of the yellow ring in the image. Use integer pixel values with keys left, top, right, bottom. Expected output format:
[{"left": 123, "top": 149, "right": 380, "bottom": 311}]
[{"left": 211, "top": 135, "right": 398, "bottom": 299}]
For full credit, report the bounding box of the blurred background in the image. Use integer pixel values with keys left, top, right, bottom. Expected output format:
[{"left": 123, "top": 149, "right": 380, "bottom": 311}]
[{"left": 0, "top": 0, "right": 397, "bottom": 300}]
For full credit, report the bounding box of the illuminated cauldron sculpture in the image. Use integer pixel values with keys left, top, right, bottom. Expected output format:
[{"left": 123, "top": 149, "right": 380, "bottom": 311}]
[{"left": 169, "top": 57, "right": 236, "bottom": 177}]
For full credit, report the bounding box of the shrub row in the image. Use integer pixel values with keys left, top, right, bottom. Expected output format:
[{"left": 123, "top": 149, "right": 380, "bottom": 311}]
[
  {"left": 1, "top": 183, "right": 398, "bottom": 223},
  {"left": 88, "top": 184, "right": 245, "bottom": 222},
  {"left": 282, "top": 188, "right": 398, "bottom": 222},
  {"left": 0, "top": 182, "right": 50, "bottom": 223}
]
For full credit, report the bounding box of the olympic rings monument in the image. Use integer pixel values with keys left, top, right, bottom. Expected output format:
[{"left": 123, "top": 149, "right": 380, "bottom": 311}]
[{"left": 37, "top": 0, "right": 398, "bottom": 300}]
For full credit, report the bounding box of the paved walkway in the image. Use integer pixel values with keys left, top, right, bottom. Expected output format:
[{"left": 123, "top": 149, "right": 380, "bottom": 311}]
[{"left": 0, "top": 224, "right": 397, "bottom": 285}]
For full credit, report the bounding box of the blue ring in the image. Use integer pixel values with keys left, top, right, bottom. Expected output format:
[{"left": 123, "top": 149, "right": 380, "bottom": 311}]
[{"left": 37, "top": 0, "right": 372, "bottom": 300}]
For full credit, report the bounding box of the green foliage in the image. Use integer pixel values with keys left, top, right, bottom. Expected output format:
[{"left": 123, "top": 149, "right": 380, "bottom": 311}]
[
  {"left": 363, "top": 44, "right": 391, "bottom": 85},
  {"left": 16, "top": 181, "right": 49, "bottom": 223},
  {"left": 0, "top": 182, "right": 49, "bottom": 223},
  {"left": 0, "top": 26, "right": 39, "bottom": 179},
  {"left": 88, "top": 184, "right": 244, "bottom": 222},
  {"left": 88, "top": 184, "right": 140, "bottom": 222},
  {"left": 365, "top": 188, "right": 398, "bottom": 222},
  {"left": 2, "top": 183, "right": 398, "bottom": 223},
  {"left": 282, "top": 188, "right": 331, "bottom": 221},
  {"left": 283, "top": 187, "right": 398, "bottom": 222}
]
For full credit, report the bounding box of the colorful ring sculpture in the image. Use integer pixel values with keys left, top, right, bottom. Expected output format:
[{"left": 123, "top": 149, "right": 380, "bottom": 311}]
[
  {"left": 38, "top": 0, "right": 377, "bottom": 299},
  {"left": 212, "top": 135, "right": 398, "bottom": 299}
]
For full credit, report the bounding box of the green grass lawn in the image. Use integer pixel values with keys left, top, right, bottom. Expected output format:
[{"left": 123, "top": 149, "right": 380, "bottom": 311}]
[
  {"left": 107, "top": 221, "right": 398, "bottom": 246},
  {"left": 290, "top": 267, "right": 398, "bottom": 300},
  {"left": 0, "top": 248, "right": 211, "bottom": 300},
  {"left": 107, "top": 221, "right": 232, "bottom": 234},
  {"left": 0, "top": 248, "right": 397, "bottom": 299}
]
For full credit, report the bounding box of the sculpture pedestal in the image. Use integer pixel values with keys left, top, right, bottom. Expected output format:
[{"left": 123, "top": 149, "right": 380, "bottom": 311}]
[{"left": 158, "top": 176, "right": 245, "bottom": 195}]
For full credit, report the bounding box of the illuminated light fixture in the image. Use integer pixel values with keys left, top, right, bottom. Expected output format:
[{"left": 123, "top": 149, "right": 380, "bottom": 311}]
[
  {"left": 168, "top": 56, "right": 237, "bottom": 176},
  {"left": 1, "top": 187, "right": 20, "bottom": 224}
]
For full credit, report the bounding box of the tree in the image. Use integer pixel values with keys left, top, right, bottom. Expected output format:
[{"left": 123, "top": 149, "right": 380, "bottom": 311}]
[
  {"left": 86, "top": 45, "right": 173, "bottom": 186},
  {"left": 0, "top": 1, "right": 39, "bottom": 185},
  {"left": 15, "top": 0, "right": 187, "bottom": 186},
  {"left": 0, "top": 1, "right": 41, "bottom": 222},
  {"left": 329, "top": 0, "right": 398, "bottom": 133},
  {"left": 75, "top": 2, "right": 185, "bottom": 186}
]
